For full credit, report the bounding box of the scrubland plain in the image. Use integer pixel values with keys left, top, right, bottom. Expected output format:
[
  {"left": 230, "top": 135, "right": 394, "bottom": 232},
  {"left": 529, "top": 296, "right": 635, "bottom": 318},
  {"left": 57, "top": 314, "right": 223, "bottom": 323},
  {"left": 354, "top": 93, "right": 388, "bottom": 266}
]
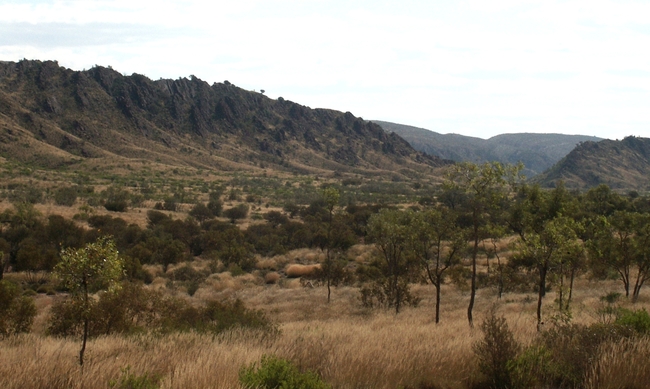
[{"left": 2, "top": 269, "right": 650, "bottom": 389}]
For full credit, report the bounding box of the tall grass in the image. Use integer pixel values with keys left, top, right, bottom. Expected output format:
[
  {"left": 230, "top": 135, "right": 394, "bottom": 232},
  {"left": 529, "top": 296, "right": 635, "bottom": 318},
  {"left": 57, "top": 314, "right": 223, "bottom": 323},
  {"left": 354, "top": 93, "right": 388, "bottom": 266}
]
[{"left": 1, "top": 277, "right": 649, "bottom": 388}]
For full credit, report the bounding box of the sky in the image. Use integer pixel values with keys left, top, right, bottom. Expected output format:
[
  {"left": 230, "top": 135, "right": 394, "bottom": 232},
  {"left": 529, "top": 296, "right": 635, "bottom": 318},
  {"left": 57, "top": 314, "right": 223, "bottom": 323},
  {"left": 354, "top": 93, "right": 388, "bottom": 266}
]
[{"left": 1, "top": 0, "right": 649, "bottom": 140}]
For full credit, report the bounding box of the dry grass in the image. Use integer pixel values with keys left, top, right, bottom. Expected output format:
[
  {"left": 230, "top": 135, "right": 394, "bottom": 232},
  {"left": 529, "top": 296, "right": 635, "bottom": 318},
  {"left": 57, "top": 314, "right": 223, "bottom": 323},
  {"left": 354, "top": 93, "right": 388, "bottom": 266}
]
[
  {"left": 285, "top": 263, "right": 321, "bottom": 278},
  {"left": 3, "top": 269, "right": 650, "bottom": 388}
]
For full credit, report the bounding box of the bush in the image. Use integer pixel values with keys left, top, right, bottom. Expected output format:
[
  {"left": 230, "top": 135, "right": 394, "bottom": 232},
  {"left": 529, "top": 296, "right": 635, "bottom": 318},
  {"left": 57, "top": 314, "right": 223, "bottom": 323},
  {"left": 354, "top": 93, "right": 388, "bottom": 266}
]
[
  {"left": 48, "top": 285, "right": 276, "bottom": 337},
  {"left": 224, "top": 204, "right": 249, "bottom": 222},
  {"left": 473, "top": 310, "right": 519, "bottom": 389},
  {"left": 54, "top": 186, "right": 78, "bottom": 206},
  {"left": 0, "top": 280, "right": 37, "bottom": 337},
  {"left": 615, "top": 308, "right": 650, "bottom": 334},
  {"left": 239, "top": 354, "right": 331, "bottom": 389},
  {"left": 109, "top": 366, "right": 160, "bottom": 389}
]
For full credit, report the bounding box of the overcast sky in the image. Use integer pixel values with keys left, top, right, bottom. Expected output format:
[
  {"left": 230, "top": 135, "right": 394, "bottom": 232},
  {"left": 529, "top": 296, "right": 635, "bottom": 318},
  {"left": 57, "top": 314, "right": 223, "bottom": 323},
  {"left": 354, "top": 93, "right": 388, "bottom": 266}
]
[{"left": 1, "top": 0, "right": 649, "bottom": 140}]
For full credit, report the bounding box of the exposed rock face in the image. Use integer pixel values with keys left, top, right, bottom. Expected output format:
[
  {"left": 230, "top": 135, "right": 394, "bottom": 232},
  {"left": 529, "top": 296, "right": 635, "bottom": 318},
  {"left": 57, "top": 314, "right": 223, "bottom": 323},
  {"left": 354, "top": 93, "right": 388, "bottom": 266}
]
[{"left": 0, "top": 59, "right": 449, "bottom": 176}]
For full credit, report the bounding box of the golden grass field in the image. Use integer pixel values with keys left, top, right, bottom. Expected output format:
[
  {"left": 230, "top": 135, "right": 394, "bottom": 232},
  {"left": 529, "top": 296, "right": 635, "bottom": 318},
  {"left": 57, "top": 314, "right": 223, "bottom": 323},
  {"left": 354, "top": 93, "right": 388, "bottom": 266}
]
[{"left": 3, "top": 263, "right": 650, "bottom": 389}]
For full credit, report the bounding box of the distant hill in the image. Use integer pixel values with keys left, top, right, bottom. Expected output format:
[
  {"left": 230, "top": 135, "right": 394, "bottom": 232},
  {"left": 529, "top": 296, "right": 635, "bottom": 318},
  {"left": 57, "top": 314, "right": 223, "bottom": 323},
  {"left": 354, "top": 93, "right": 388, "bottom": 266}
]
[
  {"left": 535, "top": 136, "right": 650, "bottom": 190},
  {"left": 0, "top": 60, "right": 450, "bottom": 180},
  {"left": 374, "top": 120, "right": 601, "bottom": 177}
]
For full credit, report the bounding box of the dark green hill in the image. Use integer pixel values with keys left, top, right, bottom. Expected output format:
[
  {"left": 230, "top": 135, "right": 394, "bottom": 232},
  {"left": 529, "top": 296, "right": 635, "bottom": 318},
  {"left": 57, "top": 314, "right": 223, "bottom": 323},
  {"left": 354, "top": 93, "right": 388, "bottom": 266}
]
[
  {"left": 374, "top": 120, "right": 601, "bottom": 177},
  {"left": 0, "top": 60, "right": 449, "bottom": 179},
  {"left": 535, "top": 136, "right": 650, "bottom": 190}
]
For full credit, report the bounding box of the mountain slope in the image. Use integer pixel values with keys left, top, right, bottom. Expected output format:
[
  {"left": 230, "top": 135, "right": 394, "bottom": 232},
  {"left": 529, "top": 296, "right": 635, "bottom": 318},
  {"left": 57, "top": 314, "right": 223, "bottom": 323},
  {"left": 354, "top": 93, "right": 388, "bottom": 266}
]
[
  {"left": 374, "top": 120, "right": 601, "bottom": 176},
  {"left": 0, "top": 60, "right": 449, "bottom": 179},
  {"left": 535, "top": 136, "right": 650, "bottom": 190}
]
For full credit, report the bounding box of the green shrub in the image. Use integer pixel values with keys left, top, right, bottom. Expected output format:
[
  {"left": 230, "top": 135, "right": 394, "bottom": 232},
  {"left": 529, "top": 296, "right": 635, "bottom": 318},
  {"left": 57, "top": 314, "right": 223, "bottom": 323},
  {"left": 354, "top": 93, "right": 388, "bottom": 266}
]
[
  {"left": 54, "top": 186, "right": 78, "bottom": 206},
  {"left": 615, "top": 308, "right": 650, "bottom": 334},
  {"left": 473, "top": 310, "right": 519, "bottom": 389},
  {"left": 507, "top": 346, "right": 555, "bottom": 389},
  {"left": 109, "top": 366, "right": 160, "bottom": 389},
  {"left": 239, "top": 355, "right": 331, "bottom": 389},
  {"left": 0, "top": 280, "right": 37, "bottom": 337}
]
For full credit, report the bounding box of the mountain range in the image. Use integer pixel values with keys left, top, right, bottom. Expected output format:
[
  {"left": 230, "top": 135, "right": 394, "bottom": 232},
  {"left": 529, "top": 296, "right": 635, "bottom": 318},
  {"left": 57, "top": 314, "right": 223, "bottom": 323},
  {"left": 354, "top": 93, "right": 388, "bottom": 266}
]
[
  {"left": 1, "top": 59, "right": 650, "bottom": 191},
  {"left": 0, "top": 59, "right": 447, "bottom": 182},
  {"left": 373, "top": 120, "right": 602, "bottom": 177}
]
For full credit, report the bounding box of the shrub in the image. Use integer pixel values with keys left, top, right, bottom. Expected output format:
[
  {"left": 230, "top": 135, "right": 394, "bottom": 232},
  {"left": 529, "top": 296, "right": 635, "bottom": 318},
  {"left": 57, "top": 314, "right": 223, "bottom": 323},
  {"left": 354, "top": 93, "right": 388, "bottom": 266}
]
[
  {"left": 0, "top": 280, "right": 37, "bottom": 337},
  {"left": 109, "top": 366, "right": 160, "bottom": 389},
  {"left": 54, "top": 186, "right": 78, "bottom": 206},
  {"left": 473, "top": 310, "right": 519, "bottom": 389},
  {"left": 224, "top": 204, "right": 249, "bottom": 222},
  {"left": 239, "top": 354, "right": 331, "bottom": 389},
  {"left": 535, "top": 322, "right": 634, "bottom": 388},
  {"left": 615, "top": 308, "right": 650, "bottom": 334},
  {"left": 507, "top": 346, "right": 555, "bottom": 389}
]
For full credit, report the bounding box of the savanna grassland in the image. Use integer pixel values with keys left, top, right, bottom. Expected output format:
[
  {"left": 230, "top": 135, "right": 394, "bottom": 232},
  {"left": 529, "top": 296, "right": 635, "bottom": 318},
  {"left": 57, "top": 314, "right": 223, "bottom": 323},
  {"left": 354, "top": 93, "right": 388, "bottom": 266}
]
[
  {"left": 2, "top": 157, "right": 650, "bottom": 389},
  {"left": 3, "top": 269, "right": 650, "bottom": 389}
]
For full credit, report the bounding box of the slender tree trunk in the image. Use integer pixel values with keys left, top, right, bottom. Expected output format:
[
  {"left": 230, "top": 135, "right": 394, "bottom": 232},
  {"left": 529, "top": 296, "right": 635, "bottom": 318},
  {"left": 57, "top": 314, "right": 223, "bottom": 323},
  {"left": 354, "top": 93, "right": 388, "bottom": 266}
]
[
  {"left": 80, "top": 279, "right": 89, "bottom": 367},
  {"left": 395, "top": 270, "right": 401, "bottom": 314},
  {"left": 327, "top": 276, "right": 331, "bottom": 303},
  {"left": 558, "top": 262, "right": 565, "bottom": 311},
  {"left": 435, "top": 278, "right": 441, "bottom": 324},
  {"left": 468, "top": 235, "right": 479, "bottom": 327},
  {"left": 632, "top": 269, "right": 648, "bottom": 303},
  {"left": 537, "top": 265, "right": 547, "bottom": 331},
  {"left": 80, "top": 317, "right": 88, "bottom": 366},
  {"left": 567, "top": 266, "right": 576, "bottom": 310}
]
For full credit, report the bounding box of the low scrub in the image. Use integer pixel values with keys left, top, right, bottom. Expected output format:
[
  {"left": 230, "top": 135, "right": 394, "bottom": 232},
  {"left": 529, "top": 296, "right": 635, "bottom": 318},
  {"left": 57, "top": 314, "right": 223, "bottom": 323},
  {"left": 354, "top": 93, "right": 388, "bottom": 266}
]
[{"left": 239, "top": 354, "right": 331, "bottom": 389}]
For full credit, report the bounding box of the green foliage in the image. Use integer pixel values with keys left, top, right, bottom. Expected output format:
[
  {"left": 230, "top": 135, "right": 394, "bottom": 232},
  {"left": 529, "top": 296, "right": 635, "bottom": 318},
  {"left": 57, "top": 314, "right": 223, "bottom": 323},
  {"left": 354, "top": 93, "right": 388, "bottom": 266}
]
[
  {"left": 53, "top": 186, "right": 78, "bottom": 206},
  {"left": 224, "top": 203, "right": 249, "bottom": 222},
  {"left": 239, "top": 354, "right": 331, "bottom": 389},
  {"left": 48, "top": 282, "right": 275, "bottom": 337},
  {"left": 507, "top": 346, "right": 555, "bottom": 389},
  {"left": 55, "top": 236, "right": 124, "bottom": 294},
  {"left": 0, "top": 280, "right": 37, "bottom": 337},
  {"left": 54, "top": 236, "right": 124, "bottom": 365},
  {"left": 615, "top": 308, "right": 650, "bottom": 334},
  {"left": 473, "top": 311, "right": 519, "bottom": 389},
  {"left": 366, "top": 209, "right": 420, "bottom": 313},
  {"left": 109, "top": 366, "right": 160, "bottom": 389},
  {"left": 103, "top": 186, "right": 130, "bottom": 212},
  {"left": 532, "top": 321, "right": 635, "bottom": 388}
]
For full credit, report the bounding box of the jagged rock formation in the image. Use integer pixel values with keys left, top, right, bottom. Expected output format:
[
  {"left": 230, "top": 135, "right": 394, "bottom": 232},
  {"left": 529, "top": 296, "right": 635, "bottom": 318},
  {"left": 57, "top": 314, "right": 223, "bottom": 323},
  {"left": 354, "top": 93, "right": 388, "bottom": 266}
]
[{"left": 0, "top": 60, "right": 448, "bottom": 178}]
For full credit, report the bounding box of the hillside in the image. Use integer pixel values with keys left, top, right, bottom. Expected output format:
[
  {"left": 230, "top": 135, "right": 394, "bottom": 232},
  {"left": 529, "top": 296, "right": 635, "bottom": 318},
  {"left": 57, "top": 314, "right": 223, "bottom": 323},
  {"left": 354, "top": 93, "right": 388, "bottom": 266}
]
[
  {"left": 374, "top": 120, "right": 601, "bottom": 177},
  {"left": 535, "top": 136, "right": 650, "bottom": 190},
  {"left": 0, "top": 60, "right": 449, "bottom": 180}
]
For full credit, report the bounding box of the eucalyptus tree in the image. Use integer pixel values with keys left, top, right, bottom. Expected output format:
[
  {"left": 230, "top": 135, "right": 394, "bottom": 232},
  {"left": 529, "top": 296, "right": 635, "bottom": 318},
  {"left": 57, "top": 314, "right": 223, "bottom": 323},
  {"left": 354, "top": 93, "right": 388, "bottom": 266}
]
[
  {"left": 588, "top": 211, "right": 650, "bottom": 302},
  {"left": 367, "top": 209, "right": 419, "bottom": 314},
  {"left": 512, "top": 216, "right": 581, "bottom": 330},
  {"left": 410, "top": 207, "right": 464, "bottom": 323},
  {"left": 54, "top": 237, "right": 124, "bottom": 366},
  {"left": 443, "top": 161, "right": 523, "bottom": 326}
]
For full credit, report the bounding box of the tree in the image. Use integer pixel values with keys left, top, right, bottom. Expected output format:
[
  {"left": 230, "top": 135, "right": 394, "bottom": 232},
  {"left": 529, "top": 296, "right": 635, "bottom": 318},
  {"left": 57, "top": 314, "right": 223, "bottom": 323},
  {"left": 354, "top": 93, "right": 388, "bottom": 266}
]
[
  {"left": 322, "top": 187, "right": 340, "bottom": 303},
  {"left": 189, "top": 203, "right": 213, "bottom": 223},
  {"left": 443, "top": 162, "right": 522, "bottom": 326},
  {"left": 366, "top": 209, "right": 419, "bottom": 314},
  {"left": 410, "top": 207, "right": 463, "bottom": 323},
  {"left": 223, "top": 204, "right": 249, "bottom": 223},
  {"left": 512, "top": 216, "right": 581, "bottom": 330},
  {"left": 588, "top": 211, "right": 650, "bottom": 302},
  {"left": 54, "top": 237, "right": 124, "bottom": 366}
]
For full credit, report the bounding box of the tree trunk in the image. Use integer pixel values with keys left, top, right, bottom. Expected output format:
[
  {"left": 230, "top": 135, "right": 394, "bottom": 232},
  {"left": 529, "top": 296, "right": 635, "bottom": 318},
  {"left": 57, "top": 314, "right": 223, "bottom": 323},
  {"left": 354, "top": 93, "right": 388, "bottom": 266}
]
[
  {"left": 435, "top": 280, "right": 441, "bottom": 324},
  {"left": 567, "top": 266, "right": 576, "bottom": 310},
  {"left": 80, "top": 317, "right": 88, "bottom": 366},
  {"left": 468, "top": 237, "right": 478, "bottom": 327},
  {"left": 537, "top": 265, "right": 547, "bottom": 331}
]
